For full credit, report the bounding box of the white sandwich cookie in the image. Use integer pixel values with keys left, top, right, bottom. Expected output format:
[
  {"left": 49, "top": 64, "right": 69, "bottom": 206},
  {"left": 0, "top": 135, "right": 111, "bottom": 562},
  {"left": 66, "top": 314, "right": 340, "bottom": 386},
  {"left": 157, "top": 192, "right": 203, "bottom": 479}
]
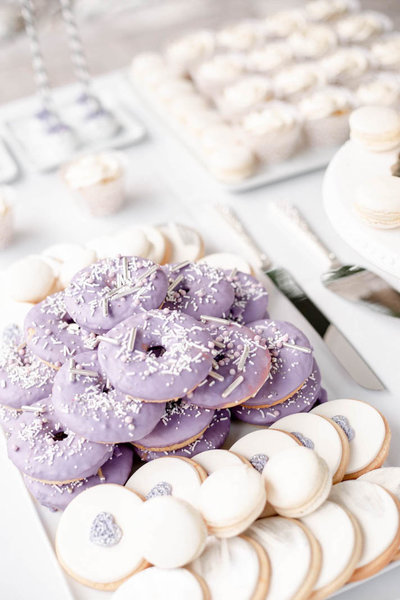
[
  {"left": 192, "top": 449, "right": 248, "bottom": 475},
  {"left": 311, "top": 398, "right": 391, "bottom": 478},
  {"left": 270, "top": 413, "right": 350, "bottom": 483},
  {"left": 132, "top": 495, "right": 207, "bottom": 569},
  {"left": 56, "top": 484, "right": 147, "bottom": 591},
  {"left": 230, "top": 428, "right": 301, "bottom": 473},
  {"left": 112, "top": 567, "right": 210, "bottom": 600},
  {"left": 6, "top": 255, "right": 56, "bottom": 303},
  {"left": 158, "top": 223, "right": 204, "bottom": 263}
]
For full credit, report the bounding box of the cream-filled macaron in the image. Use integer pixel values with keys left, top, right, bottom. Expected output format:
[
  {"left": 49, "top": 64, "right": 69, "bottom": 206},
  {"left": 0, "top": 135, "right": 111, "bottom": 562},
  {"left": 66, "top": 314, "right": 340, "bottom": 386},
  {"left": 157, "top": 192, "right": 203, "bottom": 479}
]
[
  {"left": 158, "top": 223, "right": 204, "bottom": 263},
  {"left": 190, "top": 535, "right": 270, "bottom": 600},
  {"left": 330, "top": 480, "right": 400, "bottom": 581},
  {"left": 248, "top": 516, "right": 321, "bottom": 600},
  {"left": 270, "top": 413, "right": 350, "bottom": 483},
  {"left": 112, "top": 567, "right": 210, "bottom": 600},
  {"left": 354, "top": 174, "right": 400, "bottom": 229},
  {"left": 312, "top": 399, "right": 391, "bottom": 478},
  {"left": 56, "top": 484, "right": 147, "bottom": 590},
  {"left": 262, "top": 446, "right": 332, "bottom": 518},
  {"left": 192, "top": 449, "right": 248, "bottom": 475},
  {"left": 6, "top": 255, "right": 56, "bottom": 303},
  {"left": 199, "top": 464, "right": 266, "bottom": 537},
  {"left": 133, "top": 495, "right": 207, "bottom": 568},
  {"left": 349, "top": 106, "right": 400, "bottom": 152},
  {"left": 202, "top": 144, "right": 257, "bottom": 183},
  {"left": 126, "top": 456, "right": 207, "bottom": 508},
  {"left": 301, "top": 501, "right": 362, "bottom": 600}
]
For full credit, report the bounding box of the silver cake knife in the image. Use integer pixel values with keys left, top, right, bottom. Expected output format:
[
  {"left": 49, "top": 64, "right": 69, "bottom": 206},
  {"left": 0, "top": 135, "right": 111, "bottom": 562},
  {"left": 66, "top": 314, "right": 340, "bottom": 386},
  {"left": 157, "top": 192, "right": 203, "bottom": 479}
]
[{"left": 216, "top": 203, "right": 384, "bottom": 391}]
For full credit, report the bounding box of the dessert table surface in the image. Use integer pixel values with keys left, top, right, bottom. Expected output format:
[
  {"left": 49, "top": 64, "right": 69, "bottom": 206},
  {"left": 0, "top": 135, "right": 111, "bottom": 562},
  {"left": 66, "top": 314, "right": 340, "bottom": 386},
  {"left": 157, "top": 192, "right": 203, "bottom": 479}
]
[{"left": 1, "top": 71, "right": 400, "bottom": 600}]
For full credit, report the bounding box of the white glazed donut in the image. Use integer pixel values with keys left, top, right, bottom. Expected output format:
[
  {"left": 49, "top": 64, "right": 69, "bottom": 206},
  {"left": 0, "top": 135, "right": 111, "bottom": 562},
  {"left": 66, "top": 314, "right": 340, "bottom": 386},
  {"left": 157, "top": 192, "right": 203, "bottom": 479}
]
[
  {"left": 126, "top": 456, "right": 206, "bottom": 507},
  {"left": 311, "top": 398, "right": 390, "bottom": 478},
  {"left": 55, "top": 484, "right": 146, "bottom": 590},
  {"left": 301, "top": 500, "right": 362, "bottom": 599},
  {"left": 190, "top": 535, "right": 270, "bottom": 600},
  {"left": 112, "top": 567, "right": 209, "bottom": 600},
  {"left": 248, "top": 516, "right": 321, "bottom": 600},
  {"left": 270, "top": 413, "right": 349, "bottom": 483},
  {"left": 6, "top": 255, "right": 56, "bottom": 303},
  {"left": 192, "top": 449, "right": 247, "bottom": 474},
  {"left": 329, "top": 480, "right": 400, "bottom": 581},
  {"left": 230, "top": 428, "right": 300, "bottom": 473},
  {"left": 133, "top": 495, "right": 207, "bottom": 568},
  {"left": 158, "top": 223, "right": 204, "bottom": 263}
]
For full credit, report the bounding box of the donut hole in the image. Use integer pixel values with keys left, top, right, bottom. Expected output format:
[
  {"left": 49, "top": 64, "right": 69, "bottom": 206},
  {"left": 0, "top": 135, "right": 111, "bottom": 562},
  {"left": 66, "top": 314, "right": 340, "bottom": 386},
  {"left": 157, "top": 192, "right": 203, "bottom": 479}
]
[
  {"left": 147, "top": 345, "right": 166, "bottom": 358},
  {"left": 51, "top": 430, "right": 68, "bottom": 442}
]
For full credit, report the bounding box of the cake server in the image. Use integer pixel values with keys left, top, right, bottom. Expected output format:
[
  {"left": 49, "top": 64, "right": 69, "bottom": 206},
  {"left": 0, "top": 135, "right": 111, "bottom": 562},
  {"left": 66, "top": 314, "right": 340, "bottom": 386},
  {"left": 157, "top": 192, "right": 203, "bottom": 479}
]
[
  {"left": 216, "top": 203, "right": 384, "bottom": 391},
  {"left": 271, "top": 200, "right": 400, "bottom": 318}
]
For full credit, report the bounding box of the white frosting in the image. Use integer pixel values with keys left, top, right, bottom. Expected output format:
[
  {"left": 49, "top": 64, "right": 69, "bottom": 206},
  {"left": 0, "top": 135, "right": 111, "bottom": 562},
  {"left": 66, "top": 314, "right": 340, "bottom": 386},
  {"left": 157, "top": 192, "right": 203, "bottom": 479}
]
[
  {"left": 181, "top": 109, "right": 223, "bottom": 136},
  {"left": 220, "top": 76, "right": 272, "bottom": 112},
  {"left": 321, "top": 47, "right": 369, "bottom": 82},
  {"left": 198, "top": 253, "right": 251, "bottom": 274},
  {"left": 6, "top": 255, "right": 55, "bottom": 303},
  {"left": 126, "top": 457, "right": 203, "bottom": 507},
  {"left": 330, "top": 480, "right": 400, "bottom": 568},
  {"left": 241, "top": 102, "right": 298, "bottom": 137},
  {"left": 230, "top": 428, "right": 299, "bottom": 463},
  {"left": 274, "top": 64, "right": 322, "bottom": 97},
  {"left": 289, "top": 25, "right": 337, "bottom": 59},
  {"left": 155, "top": 79, "right": 195, "bottom": 103},
  {"left": 195, "top": 54, "right": 245, "bottom": 87},
  {"left": 190, "top": 536, "right": 260, "bottom": 600},
  {"left": 356, "top": 75, "right": 400, "bottom": 107},
  {"left": 166, "top": 31, "right": 215, "bottom": 68},
  {"left": 203, "top": 145, "right": 256, "bottom": 183},
  {"left": 360, "top": 468, "right": 400, "bottom": 500},
  {"left": 372, "top": 34, "right": 400, "bottom": 68},
  {"left": 56, "top": 484, "right": 144, "bottom": 585},
  {"left": 133, "top": 496, "right": 207, "bottom": 568},
  {"left": 248, "top": 517, "right": 312, "bottom": 600},
  {"left": 301, "top": 500, "right": 358, "bottom": 591},
  {"left": 64, "top": 153, "right": 122, "bottom": 189},
  {"left": 246, "top": 42, "right": 292, "bottom": 73},
  {"left": 131, "top": 52, "right": 166, "bottom": 78},
  {"left": 217, "top": 20, "right": 263, "bottom": 51},
  {"left": 199, "top": 464, "right": 266, "bottom": 532},
  {"left": 335, "top": 11, "right": 392, "bottom": 43},
  {"left": 271, "top": 413, "right": 344, "bottom": 478},
  {"left": 264, "top": 10, "right": 307, "bottom": 37},
  {"left": 159, "top": 223, "right": 203, "bottom": 263},
  {"left": 305, "top": 0, "right": 359, "bottom": 21},
  {"left": 113, "top": 567, "right": 205, "bottom": 600},
  {"left": 200, "top": 124, "right": 241, "bottom": 150},
  {"left": 168, "top": 94, "right": 209, "bottom": 120},
  {"left": 299, "top": 86, "right": 354, "bottom": 120},
  {"left": 312, "top": 399, "right": 388, "bottom": 474},
  {"left": 193, "top": 449, "right": 244, "bottom": 474}
]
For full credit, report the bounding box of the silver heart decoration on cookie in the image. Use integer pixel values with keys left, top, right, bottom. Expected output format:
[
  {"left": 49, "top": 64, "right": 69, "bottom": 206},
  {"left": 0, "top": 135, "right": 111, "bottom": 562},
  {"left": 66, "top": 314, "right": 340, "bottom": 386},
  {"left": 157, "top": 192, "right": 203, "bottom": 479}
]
[
  {"left": 291, "top": 431, "right": 315, "bottom": 449},
  {"left": 331, "top": 415, "right": 355, "bottom": 441},
  {"left": 146, "top": 481, "right": 173, "bottom": 500},
  {"left": 250, "top": 453, "right": 269, "bottom": 473},
  {"left": 89, "top": 511, "right": 122, "bottom": 547}
]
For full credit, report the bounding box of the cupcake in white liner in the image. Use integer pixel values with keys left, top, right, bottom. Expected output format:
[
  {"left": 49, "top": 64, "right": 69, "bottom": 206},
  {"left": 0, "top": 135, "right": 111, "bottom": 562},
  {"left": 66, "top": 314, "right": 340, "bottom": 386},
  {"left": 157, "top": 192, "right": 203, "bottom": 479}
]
[
  {"left": 216, "top": 20, "right": 265, "bottom": 52},
  {"left": 355, "top": 73, "right": 400, "bottom": 109},
  {"left": 334, "top": 11, "right": 393, "bottom": 45},
  {"left": 298, "top": 86, "right": 356, "bottom": 148},
  {"left": 263, "top": 9, "right": 307, "bottom": 39},
  {"left": 62, "top": 152, "right": 125, "bottom": 217},
  {"left": 289, "top": 24, "right": 337, "bottom": 60},
  {"left": 165, "top": 30, "right": 215, "bottom": 77},
  {"left": 304, "top": 0, "right": 360, "bottom": 23},
  {"left": 246, "top": 42, "right": 293, "bottom": 75},
  {"left": 167, "top": 93, "right": 210, "bottom": 124},
  {"left": 199, "top": 123, "right": 244, "bottom": 152},
  {"left": 130, "top": 52, "right": 172, "bottom": 90},
  {"left": 152, "top": 79, "right": 196, "bottom": 106},
  {"left": 215, "top": 75, "right": 273, "bottom": 120},
  {"left": 201, "top": 143, "right": 257, "bottom": 183},
  {"left": 0, "top": 186, "right": 14, "bottom": 249},
  {"left": 320, "top": 46, "right": 371, "bottom": 85},
  {"left": 273, "top": 62, "right": 325, "bottom": 101},
  {"left": 370, "top": 33, "right": 400, "bottom": 71},
  {"left": 181, "top": 109, "right": 224, "bottom": 140},
  {"left": 239, "top": 101, "right": 303, "bottom": 163},
  {"left": 191, "top": 53, "right": 246, "bottom": 98}
]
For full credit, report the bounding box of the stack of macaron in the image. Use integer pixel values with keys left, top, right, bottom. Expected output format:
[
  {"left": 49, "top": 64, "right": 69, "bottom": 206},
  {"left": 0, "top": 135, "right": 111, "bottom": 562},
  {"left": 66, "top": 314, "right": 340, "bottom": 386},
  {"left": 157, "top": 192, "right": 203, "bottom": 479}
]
[
  {"left": 53, "top": 397, "right": 399, "bottom": 599},
  {"left": 129, "top": 1, "right": 400, "bottom": 182}
]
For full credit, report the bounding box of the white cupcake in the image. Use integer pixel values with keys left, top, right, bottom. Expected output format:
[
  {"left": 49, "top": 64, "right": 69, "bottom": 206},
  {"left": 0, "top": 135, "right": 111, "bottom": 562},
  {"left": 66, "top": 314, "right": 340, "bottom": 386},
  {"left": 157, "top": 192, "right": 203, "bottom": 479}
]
[
  {"left": 355, "top": 73, "right": 400, "bottom": 109},
  {"left": 191, "top": 53, "right": 246, "bottom": 97},
  {"left": 0, "top": 187, "right": 14, "bottom": 249},
  {"left": 152, "top": 79, "right": 195, "bottom": 106},
  {"left": 167, "top": 93, "right": 210, "bottom": 124},
  {"left": 239, "top": 101, "right": 302, "bottom": 163},
  {"left": 181, "top": 109, "right": 224, "bottom": 139},
  {"left": 200, "top": 123, "right": 243, "bottom": 152},
  {"left": 263, "top": 9, "right": 307, "bottom": 38},
  {"left": 298, "top": 86, "right": 356, "bottom": 147},
  {"left": 371, "top": 33, "right": 400, "bottom": 71},
  {"left": 320, "top": 47, "right": 370, "bottom": 85},
  {"left": 130, "top": 52, "right": 172, "bottom": 89},
  {"left": 165, "top": 30, "right": 215, "bottom": 76},
  {"left": 289, "top": 24, "right": 337, "bottom": 59},
  {"left": 335, "top": 11, "right": 393, "bottom": 45},
  {"left": 216, "top": 20, "right": 265, "bottom": 51},
  {"left": 246, "top": 42, "right": 293, "bottom": 74},
  {"left": 273, "top": 62, "right": 324, "bottom": 101},
  {"left": 215, "top": 75, "right": 273, "bottom": 120},
  {"left": 62, "top": 152, "right": 125, "bottom": 217},
  {"left": 304, "top": 0, "right": 360, "bottom": 22}
]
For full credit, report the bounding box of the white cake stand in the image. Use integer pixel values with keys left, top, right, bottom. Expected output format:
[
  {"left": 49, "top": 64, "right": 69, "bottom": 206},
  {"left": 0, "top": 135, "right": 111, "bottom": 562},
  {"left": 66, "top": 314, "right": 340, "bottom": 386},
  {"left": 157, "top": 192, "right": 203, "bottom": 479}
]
[{"left": 322, "top": 141, "right": 400, "bottom": 280}]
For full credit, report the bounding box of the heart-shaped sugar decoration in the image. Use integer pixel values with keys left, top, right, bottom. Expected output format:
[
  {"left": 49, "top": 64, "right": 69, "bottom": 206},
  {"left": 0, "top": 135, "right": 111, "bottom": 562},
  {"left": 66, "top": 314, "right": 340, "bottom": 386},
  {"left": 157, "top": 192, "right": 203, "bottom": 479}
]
[
  {"left": 146, "top": 481, "right": 172, "bottom": 500},
  {"left": 89, "top": 511, "right": 122, "bottom": 547},
  {"left": 250, "top": 453, "right": 269, "bottom": 473},
  {"left": 331, "top": 415, "right": 355, "bottom": 441},
  {"left": 291, "top": 431, "right": 315, "bottom": 449}
]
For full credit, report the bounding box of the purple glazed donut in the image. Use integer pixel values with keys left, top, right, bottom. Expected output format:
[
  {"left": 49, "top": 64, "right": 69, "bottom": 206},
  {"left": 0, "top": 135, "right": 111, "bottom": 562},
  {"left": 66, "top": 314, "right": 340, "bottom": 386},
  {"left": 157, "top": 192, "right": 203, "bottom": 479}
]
[
  {"left": 24, "top": 445, "right": 134, "bottom": 511},
  {"left": 0, "top": 403, "right": 20, "bottom": 435},
  {"left": 313, "top": 387, "right": 328, "bottom": 406},
  {"left": 243, "top": 319, "right": 314, "bottom": 408},
  {"left": 232, "top": 359, "right": 322, "bottom": 425},
  {"left": 0, "top": 328, "right": 55, "bottom": 409},
  {"left": 224, "top": 271, "right": 269, "bottom": 324},
  {"left": 98, "top": 309, "right": 213, "bottom": 402},
  {"left": 162, "top": 262, "right": 235, "bottom": 319},
  {"left": 7, "top": 397, "right": 113, "bottom": 483},
  {"left": 186, "top": 320, "right": 271, "bottom": 409},
  {"left": 24, "top": 292, "right": 96, "bottom": 367},
  {"left": 133, "top": 399, "right": 215, "bottom": 451},
  {"left": 52, "top": 351, "right": 165, "bottom": 443},
  {"left": 64, "top": 256, "right": 168, "bottom": 333},
  {"left": 135, "top": 409, "right": 231, "bottom": 462}
]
